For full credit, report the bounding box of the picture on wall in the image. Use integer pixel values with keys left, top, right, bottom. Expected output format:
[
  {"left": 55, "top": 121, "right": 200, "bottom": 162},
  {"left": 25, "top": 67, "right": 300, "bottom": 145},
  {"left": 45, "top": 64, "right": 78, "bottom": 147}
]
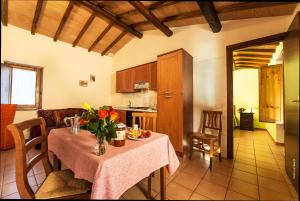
[
  {"left": 79, "top": 80, "right": 88, "bottom": 87},
  {"left": 90, "top": 74, "right": 95, "bottom": 82}
]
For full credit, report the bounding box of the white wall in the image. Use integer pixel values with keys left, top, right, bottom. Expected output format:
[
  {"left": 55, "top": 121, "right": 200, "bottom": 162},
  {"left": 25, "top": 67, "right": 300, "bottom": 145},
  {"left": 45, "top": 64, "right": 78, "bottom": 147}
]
[
  {"left": 1, "top": 25, "right": 113, "bottom": 125},
  {"left": 112, "top": 15, "right": 296, "bottom": 157}
]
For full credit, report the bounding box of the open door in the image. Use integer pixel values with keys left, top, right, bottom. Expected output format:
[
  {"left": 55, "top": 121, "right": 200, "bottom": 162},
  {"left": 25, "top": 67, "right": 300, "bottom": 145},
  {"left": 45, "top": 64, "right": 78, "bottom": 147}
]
[
  {"left": 283, "top": 11, "right": 299, "bottom": 193},
  {"left": 259, "top": 64, "right": 283, "bottom": 123}
]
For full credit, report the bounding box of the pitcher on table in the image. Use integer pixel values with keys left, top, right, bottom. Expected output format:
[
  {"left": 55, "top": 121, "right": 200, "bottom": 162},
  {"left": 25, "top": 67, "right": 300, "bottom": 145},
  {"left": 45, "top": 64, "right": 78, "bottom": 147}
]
[{"left": 64, "top": 114, "right": 80, "bottom": 134}]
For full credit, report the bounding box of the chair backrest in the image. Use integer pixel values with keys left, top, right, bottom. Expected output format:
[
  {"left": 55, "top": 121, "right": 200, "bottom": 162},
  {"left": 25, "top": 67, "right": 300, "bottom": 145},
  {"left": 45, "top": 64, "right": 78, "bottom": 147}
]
[
  {"left": 201, "top": 110, "right": 222, "bottom": 140},
  {"left": 7, "top": 117, "right": 53, "bottom": 199},
  {"left": 132, "top": 112, "right": 157, "bottom": 132}
]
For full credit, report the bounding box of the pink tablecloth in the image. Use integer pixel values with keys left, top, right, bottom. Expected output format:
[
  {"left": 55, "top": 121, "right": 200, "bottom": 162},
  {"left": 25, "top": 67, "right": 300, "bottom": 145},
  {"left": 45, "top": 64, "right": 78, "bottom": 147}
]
[{"left": 48, "top": 128, "right": 179, "bottom": 199}]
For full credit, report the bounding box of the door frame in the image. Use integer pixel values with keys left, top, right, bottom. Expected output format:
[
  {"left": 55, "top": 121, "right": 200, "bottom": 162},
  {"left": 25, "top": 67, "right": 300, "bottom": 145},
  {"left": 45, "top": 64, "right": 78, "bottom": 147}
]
[{"left": 226, "top": 32, "right": 287, "bottom": 159}]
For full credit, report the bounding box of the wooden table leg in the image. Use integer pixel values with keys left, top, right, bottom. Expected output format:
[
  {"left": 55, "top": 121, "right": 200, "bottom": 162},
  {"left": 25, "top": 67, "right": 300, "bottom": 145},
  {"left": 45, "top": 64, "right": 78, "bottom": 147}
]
[
  {"left": 160, "top": 166, "right": 166, "bottom": 200},
  {"left": 53, "top": 154, "right": 61, "bottom": 171}
]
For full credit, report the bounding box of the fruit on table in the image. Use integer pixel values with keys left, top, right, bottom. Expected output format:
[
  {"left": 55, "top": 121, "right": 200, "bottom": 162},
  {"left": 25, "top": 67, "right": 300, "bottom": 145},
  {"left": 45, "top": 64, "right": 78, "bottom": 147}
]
[{"left": 140, "top": 130, "right": 151, "bottom": 138}]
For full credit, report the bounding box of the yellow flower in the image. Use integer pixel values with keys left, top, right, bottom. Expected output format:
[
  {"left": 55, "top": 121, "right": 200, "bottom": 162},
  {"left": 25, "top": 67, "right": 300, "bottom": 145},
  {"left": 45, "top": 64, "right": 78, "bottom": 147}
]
[{"left": 83, "top": 103, "right": 91, "bottom": 111}]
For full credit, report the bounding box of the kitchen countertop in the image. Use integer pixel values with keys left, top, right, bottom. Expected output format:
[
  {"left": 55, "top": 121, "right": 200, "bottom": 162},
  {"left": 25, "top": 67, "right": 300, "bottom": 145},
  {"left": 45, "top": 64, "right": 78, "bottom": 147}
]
[{"left": 114, "top": 107, "right": 157, "bottom": 113}]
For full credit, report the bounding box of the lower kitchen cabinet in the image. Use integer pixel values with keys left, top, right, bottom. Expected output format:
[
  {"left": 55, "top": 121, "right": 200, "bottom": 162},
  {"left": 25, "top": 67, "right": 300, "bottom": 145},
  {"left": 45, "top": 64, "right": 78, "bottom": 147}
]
[{"left": 115, "top": 110, "right": 127, "bottom": 124}]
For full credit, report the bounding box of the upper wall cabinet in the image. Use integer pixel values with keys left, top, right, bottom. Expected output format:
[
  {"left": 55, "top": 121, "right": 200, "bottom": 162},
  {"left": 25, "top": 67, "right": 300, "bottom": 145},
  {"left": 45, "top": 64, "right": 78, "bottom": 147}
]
[
  {"left": 116, "top": 61, "right": 157, "bottom": 93},
  {"left": 116, "top": 69, "right": 134, "bottom": 93}
]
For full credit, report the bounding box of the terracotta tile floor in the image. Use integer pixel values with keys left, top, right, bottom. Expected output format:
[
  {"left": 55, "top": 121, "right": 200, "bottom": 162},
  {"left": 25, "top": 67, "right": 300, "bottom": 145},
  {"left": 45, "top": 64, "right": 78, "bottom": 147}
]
[{"left": 0, "top": 129, "right": 298, "bottom": 200}]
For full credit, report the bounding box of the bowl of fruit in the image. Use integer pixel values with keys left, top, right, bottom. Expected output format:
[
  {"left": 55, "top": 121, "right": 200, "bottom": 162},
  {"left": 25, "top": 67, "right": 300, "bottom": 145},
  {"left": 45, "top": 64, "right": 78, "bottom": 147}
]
[{"left": 127, "top": 129, "right": 152, "bottom": 140}]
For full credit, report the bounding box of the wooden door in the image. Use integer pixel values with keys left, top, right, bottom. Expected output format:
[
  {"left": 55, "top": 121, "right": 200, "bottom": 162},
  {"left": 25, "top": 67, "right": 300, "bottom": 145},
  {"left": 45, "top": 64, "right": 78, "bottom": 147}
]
[
  {"left": 157, "top": 94, "right": 183, "bottom": 152},
  {"left": 259, "top": 64, "right": 283, "bottom": 122},
  {"left": 157, "top": 50, "right": 183, "bottom": 95},
  {"left": 150, "top": 62, "right": 157, "bottom": 90},
  {"left": 283, "top": 11, "right": 299, "bottom": 192},
  {"left": 134, "top": 64, "right": 150, "bottom": 84}
]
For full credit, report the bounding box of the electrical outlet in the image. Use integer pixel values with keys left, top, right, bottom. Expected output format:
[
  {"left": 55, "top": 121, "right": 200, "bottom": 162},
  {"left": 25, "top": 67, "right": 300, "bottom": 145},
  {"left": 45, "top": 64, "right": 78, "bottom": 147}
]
[{"left": 293, "top": 158, "right": 296, "bottom": 180}]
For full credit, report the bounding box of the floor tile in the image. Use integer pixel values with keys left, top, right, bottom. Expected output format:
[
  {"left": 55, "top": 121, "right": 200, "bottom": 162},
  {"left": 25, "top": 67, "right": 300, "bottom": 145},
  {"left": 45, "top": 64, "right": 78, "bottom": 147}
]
[
  {"left": 225, "top": 190, "right": 257, "bottom": 200},
  {"left": 258, "top": 176, "right": 291, "bottom": 195},
  {"left": 173, "top": 172, "right": 201, "bottom": 191},
  {"left": 34, "top": 172, "right": 46, "bottom": 185},
  {"left": 182, "top": 164, "right": 207, "bottom": 178},
  {"left": 257, "top": 167, "right": 284, "bottom": 181},
  {"left": 189, "top": 192, "right": 211, "bottom": 200},
  {"left": 229, "top": 178, "right": 259, "bottom": 199},
  {"left": 234, "top": 162, "right": 257, "bottom": 174},
  {"left": 2, "top": 192, "right": 20, "bottom": 199},
  {"left": 203, "top": 171, "right": 230, "bottom": 188},
  {"left": 259, "top": 186, "right": 294, "bottom": 200},
  {"left": 231, "top": 169, "right": 258, "bottom": 185},
  {"left": 195, "top": 180, "right": 227, "bottom": 200},
  {"left": 165, "top": 182, "right": 193, "bottom": 200},
  {"left": 1, "top": 182, "right": 18, "bottom": 197}
]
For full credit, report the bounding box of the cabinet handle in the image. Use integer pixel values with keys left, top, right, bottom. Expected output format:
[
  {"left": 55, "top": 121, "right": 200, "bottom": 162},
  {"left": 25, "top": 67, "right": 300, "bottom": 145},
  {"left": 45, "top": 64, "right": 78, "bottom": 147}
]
[
  {"left": 292, "top": 100, "right": 300, "bottom": 103},
  {"left": 164, "top": 95, "right": 172, "bottom": 99},
  {"left": 164, "top": 91, "right": 171, "bottom": 95}
]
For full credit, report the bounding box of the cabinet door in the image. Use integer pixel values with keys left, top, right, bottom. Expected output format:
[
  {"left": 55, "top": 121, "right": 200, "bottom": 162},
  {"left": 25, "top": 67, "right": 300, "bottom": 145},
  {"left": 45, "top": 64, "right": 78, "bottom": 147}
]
[
  {"left": 157, "top": 51, "right": 182, "bottom": 95},
  {"left": 157, "top": 94, "right": 183, "bottom": 152},
  {"left": 124, "top": 69, "right": 134, "bottom": 92},
  {"left": 150, "top": 62, "right": 157, "bottom": 90},
  {"left": 134, "top": 64, "right": 150, "bottom": 84},
  {"left": 116, "top": 71, "right": 126, "bottom": 93},
  {"left": 116, "top": 69, "right": 134, "bottom": 93}
]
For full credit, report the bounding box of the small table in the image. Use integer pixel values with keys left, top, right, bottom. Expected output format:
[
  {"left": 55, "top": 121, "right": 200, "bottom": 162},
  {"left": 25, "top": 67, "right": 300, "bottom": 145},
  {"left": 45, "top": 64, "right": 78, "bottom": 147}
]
[
  {"left": 48, "top": 128, "right": 179, "bottom": 200},
  {"left": 240, "top": 112, "right": 254, "bottom": 131}
]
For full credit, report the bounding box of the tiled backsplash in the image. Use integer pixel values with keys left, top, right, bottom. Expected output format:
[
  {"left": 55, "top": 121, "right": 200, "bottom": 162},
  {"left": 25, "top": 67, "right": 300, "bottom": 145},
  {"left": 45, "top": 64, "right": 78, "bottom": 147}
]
[{"left": 112, "top": 90, "right": 157, "bottom": 108}]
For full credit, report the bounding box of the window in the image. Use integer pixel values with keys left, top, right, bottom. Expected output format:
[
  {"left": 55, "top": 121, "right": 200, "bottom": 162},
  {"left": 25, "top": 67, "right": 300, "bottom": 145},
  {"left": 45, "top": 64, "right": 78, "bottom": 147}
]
[{"left": 1, "top": 61, "right": 43, "bottom": 110}]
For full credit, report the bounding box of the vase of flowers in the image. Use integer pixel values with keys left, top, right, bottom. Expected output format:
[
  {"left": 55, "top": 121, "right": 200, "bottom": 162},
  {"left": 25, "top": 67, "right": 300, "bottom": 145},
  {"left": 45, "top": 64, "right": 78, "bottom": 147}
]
[{"left": 80, "top": 103, "right": 119, "bottom": 156}]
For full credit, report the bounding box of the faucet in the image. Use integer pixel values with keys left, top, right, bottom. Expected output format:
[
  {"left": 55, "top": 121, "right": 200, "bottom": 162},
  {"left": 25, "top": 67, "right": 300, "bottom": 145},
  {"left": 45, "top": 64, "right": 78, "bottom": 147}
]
[{"left": 128, "top": 100, "right": 132, "bottom": 108}]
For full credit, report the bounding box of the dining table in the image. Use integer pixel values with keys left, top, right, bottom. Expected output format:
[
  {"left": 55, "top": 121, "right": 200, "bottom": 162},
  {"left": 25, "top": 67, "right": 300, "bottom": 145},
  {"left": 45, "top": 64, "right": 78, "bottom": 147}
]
[{"left": 47, "top": 127, "right": 180, "bottom": 200}]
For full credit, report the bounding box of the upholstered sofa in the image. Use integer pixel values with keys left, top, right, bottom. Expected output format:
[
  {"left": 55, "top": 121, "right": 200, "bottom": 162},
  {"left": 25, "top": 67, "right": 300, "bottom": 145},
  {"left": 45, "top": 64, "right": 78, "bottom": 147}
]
[{"left": 30, "top": 108, "right": 86, "bottom": 149}]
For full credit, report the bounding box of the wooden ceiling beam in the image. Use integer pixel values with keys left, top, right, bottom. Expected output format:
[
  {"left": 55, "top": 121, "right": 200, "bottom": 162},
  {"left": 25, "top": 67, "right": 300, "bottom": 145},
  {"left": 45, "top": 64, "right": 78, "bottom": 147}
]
[
  {"left": 79, "top": 1, "right": 142, "bottom": 39},
  {"left": 128, "top": 1, "right": 173, "bottom": 37},
  {"left": 73, "top": 13, "right": 96, "bottom": 47},
  {"left": 31, "top": 0, "right": 44, "bottom": 35},
  {"left": 235, "top": 58, "right": 270, "bottom": 62},
  {"left": 235, "top": 60, "right": 269, "bottom": 65},
  {"left": 219, "top": 2, "right": 295, "bottom": 13},
  {"left": 119, "top": 1, "right": 178, "bottom": 18},
  {"left": 102, "top": 31, "right": 127, "bottom": 56},
  {"left": 1, "top": 0, "right": 8, "bottom": 26},
  {"left": 53, "top": 1, "right": 74, "bottom": 42},
  {"left": 237, "top": 49, "right": 276, "bottom": 53},
  {"left": 234, "top": 54, "right": 272, "bottom": 59},
  {"left": 88, "top": 23, "right": 114, "bottom": 52},
  {"left": 197, "top": 1, "right": 221, "bottom": 33}
]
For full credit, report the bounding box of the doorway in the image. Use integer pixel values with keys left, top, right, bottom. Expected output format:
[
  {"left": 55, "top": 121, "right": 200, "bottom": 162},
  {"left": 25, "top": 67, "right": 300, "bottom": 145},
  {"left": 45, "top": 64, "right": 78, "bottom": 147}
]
[{"left": 226, "top": 32, "right": 286, "bottom": 159}]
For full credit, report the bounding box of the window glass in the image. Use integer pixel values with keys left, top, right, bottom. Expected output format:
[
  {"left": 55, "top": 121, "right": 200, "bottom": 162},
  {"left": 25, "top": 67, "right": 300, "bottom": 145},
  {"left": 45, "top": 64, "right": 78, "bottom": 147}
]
[{"left": 11, "top": 68, "right": 36, "bottom": 105}]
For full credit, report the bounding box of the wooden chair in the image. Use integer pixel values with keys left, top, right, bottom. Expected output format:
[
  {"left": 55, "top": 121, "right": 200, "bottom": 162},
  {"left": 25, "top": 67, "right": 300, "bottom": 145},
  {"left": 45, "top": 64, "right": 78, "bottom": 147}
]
[
  {"left": 132, "top": 112, "right": 157, "bottom": 199},
  {"left": 189, "top": 110, "right": 222, "bottom": 169},
  {"left": 132, "top": 112, "right": 157, "bottom": 132},
  {"left": 7, "top": 117, "right": 91, "bottom": 199}
]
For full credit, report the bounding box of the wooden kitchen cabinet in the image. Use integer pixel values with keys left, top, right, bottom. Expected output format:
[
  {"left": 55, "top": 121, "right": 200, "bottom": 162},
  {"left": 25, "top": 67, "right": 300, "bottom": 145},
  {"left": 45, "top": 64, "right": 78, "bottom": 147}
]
[
  {"left": 134, "top": 64, "right": 151, "bottom": 84},
  {"left": 150, "top": 62, "right": 157, "bottom": 90},
  {"left": 116, "top": 61, "right": 157, "bottom": 93},
  {"left": 116, "top": 69, "right": 134, "bottom": 93},
  {"left": 157, "top": 49, "right": 193, "bottom": 155}
]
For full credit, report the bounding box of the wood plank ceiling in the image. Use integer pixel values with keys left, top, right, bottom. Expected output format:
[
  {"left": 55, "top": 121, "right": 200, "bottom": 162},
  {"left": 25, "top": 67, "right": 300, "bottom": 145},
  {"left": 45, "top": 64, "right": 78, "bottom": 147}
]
[
  {"left": 1, "top": 1, "right": 297, "bottom": 56},
  {"left": 233, "top": 42, "right": 280, "bottom": 69}
]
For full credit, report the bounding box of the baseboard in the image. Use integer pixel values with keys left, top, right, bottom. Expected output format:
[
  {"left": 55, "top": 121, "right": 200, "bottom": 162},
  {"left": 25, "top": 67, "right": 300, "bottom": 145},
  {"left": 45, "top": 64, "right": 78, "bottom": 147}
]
[{"left": 265, "top": 129, "right": 285, "bottom": 146}]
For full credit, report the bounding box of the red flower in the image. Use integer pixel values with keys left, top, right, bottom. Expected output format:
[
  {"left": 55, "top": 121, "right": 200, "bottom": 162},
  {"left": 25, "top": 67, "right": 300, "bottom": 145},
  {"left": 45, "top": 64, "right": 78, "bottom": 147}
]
[
  {"left": 98, "top": 110, "right": 108, "bottom": 119},
  {"left": 110, "top": 111, "right": 119, "bottom": 121},
  {"left": 79, "top": 119, "right": 87, "bottom": 126}
]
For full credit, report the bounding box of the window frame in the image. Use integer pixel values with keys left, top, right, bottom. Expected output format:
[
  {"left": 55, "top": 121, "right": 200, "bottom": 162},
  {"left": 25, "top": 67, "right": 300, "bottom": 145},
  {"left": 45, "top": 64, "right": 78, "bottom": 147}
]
[{"left": 4, "top": 61, "right": 43, "bottom": 111}]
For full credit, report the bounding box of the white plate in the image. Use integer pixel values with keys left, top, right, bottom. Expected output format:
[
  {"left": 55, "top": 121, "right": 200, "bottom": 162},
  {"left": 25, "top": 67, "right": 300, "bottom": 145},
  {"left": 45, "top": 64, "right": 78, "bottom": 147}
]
[{"left": 127, "top": 135, "right": 150, "bottom": 141}]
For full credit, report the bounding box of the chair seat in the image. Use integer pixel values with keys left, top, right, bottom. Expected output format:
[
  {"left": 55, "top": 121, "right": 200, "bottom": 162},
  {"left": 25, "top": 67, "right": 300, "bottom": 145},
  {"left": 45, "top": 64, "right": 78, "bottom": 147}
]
[
  {"left": 191, "top": 132, "right": 218, "bottom": 141},
  {"left": 35, "top": 169, "right": 91, "bottom": 199}
]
